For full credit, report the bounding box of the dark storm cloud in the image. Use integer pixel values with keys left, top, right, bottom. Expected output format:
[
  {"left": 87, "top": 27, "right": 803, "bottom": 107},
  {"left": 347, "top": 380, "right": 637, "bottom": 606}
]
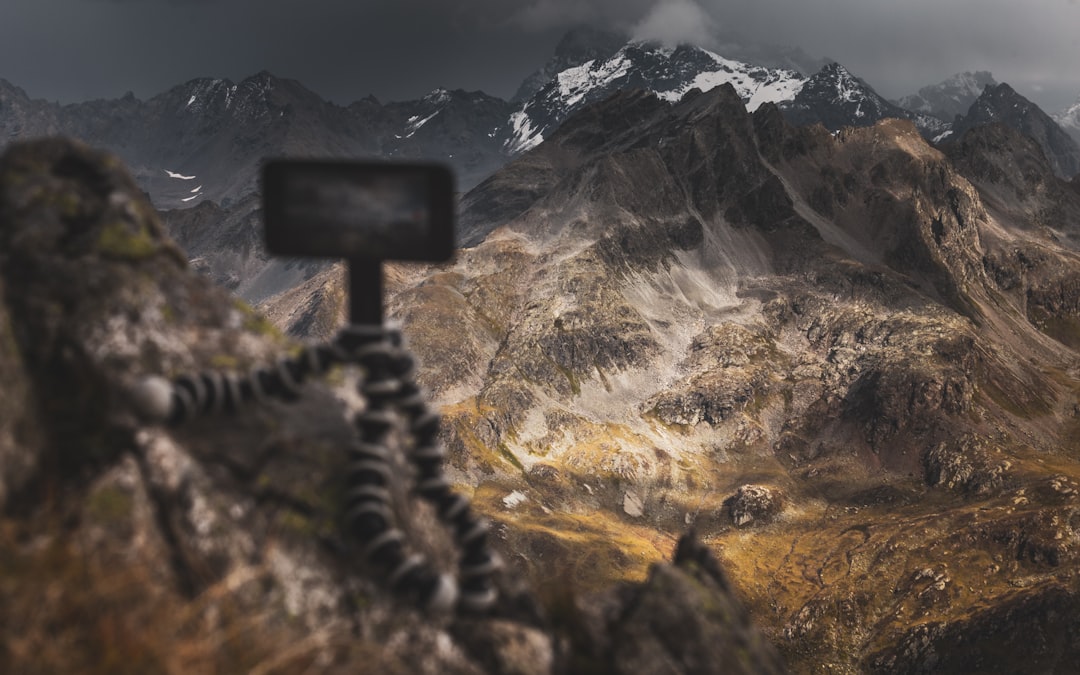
[{"left": 2, "top": 0, "right": 1078, "bottom": 112}]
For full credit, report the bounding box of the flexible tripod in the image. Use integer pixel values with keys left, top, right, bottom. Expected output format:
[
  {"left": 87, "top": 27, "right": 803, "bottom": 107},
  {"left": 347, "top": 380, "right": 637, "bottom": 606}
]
[{"left": 133, "top": 323, "right": 500, "bottom": 613}]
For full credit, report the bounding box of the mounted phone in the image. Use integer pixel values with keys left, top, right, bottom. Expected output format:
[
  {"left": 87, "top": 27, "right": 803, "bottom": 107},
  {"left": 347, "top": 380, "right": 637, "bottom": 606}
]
[{"left": 262, "top": 159, "right": 454, "bottom": 262}]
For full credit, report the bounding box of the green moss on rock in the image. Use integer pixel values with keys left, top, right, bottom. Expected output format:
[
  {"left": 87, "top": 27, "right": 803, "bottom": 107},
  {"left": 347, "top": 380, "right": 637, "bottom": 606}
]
[
  {"left": 86, "top": 485, "right": 134, "bottom": 524},
  {"left": 233, "top": 299, "right": 283, "bottom": 340},
  {"left": 96, "top": 220, "right": 159, "bottom": 260}
]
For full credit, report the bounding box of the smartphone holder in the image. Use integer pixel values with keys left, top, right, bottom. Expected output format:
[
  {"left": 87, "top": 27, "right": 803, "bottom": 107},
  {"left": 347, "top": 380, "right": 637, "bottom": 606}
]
[{"left": 262, "top": 159, "right": 455, "bottom": 324}]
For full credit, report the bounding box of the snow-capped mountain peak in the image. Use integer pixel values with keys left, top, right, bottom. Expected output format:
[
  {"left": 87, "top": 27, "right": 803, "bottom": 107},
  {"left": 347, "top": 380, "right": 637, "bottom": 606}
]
[
  {"left": 778, "top": 61, "right": 950, "bottom": 139},
  {"left": 781, "top": 62, "right": 898, "bottom": 122},
  {"left": 826, "top": 63, "right": 866, "bottom": 104},
  {"left": 423, "top": 88, "right": 452, "bottom": 105},
  {"left": 505, "top": 40, "right": 805, "bottom": 153}
]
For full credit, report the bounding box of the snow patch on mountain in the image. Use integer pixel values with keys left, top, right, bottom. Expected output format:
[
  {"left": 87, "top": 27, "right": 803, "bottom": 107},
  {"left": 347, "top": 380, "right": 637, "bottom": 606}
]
[
  {"left": 405, "top": 110, "right": 439, "bottom": 138},
  {"left": 506, "top": 110, "right": 544, "bottom": 154},
  {"left": 832, "top": 67, "right": 864, "bottom": 103},
  {"left": 745, "top": 75, "right": 807, "bottom": 112},
  {"left": 556, "top": 55, "right": 633, "bottom": 108}
]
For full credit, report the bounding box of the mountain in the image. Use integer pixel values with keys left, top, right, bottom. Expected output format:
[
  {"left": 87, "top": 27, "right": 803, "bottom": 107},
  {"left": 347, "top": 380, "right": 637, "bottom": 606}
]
[
  {"left": 950, "top": 82, "right": 1080, "bottom": 179},
  {"left": 779, "top": 62, "right": 949, "bottom": 139},
  {"left": 0, "top": 78, "right": 65, "bottom": 140},
  {"left": 945, "top": 121, "right": 1080, "bottom": 251},
  {"left": 1, "top": 72, "right": 512, "bottom": 210},
  {"left": 121, "top": 72, "right": 385, "bottom": 209},
  {"left": 504, "top": 40, "right": 806, "bottom": 153},
  {"left": 2, "top": 72, "right": 384, "bottom": 209},
  {"left": 512, "top": 26, "right": 628, "bottom": 103},
  {"left": 510, "top": 27, "right": 826, "bottom": 105},
  {"left": 1054, "top": 94, "right": 1080, "bottom": 145},
  {"left": 896, "top": 70, "right": 997, "bottom": 122},
  {"left": 263, "top": 82, "right": 1080, "bottom": 671},
  {"left": 378, "top": 87, "right": 514, "bottom": 187}
]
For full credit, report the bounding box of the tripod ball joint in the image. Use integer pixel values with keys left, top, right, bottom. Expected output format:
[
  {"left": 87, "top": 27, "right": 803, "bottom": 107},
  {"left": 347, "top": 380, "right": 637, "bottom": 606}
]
[{"left": 129, "top": 375, "right": 176, "bottom": 424}]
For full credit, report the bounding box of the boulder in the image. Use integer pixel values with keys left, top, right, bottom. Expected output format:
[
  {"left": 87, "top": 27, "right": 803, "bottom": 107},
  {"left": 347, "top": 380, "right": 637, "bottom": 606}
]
[{"left": 724, "top": 485, "right": 785, "bottom": 528}]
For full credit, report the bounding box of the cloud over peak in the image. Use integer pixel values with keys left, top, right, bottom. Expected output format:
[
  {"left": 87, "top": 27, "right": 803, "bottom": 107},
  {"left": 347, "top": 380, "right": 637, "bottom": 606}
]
[{"left": 631, "top": 0, "right": 717, "bottom": 47}]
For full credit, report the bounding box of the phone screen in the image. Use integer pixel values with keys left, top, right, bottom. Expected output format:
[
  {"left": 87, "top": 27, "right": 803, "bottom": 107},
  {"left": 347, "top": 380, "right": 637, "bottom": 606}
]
[{"left": 263, "top": 160, "right": 454, "bottom": 261}]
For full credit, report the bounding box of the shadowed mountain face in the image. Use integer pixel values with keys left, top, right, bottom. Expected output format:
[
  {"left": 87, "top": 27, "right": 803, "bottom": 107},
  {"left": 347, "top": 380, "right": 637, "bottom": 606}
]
[
  {"left": 264, "top": 84, "right": 1080, "bottom": 671},
  {"left": 951, "top": 83, "right": 1080, "bottom": 180}
]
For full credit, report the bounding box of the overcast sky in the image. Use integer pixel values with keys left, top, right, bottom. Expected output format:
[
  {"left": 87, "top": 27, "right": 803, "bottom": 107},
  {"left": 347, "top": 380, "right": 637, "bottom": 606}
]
[{"left": 1, "top": 0, "right": 1078, "bottom": 113}]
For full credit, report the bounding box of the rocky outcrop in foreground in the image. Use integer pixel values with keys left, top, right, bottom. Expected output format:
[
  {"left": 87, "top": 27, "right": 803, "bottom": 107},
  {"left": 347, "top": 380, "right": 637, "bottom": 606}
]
[{"left": 0, "top": 138, "right": 785, "bottom": 672}]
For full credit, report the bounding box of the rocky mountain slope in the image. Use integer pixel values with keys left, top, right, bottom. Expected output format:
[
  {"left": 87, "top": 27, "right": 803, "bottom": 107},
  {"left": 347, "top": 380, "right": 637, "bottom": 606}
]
[
  {"left": 262, "top": 83, "right": 1080, "bottom": 672},
  {"left": 0, "top": 137, "right": 793, "bottom": 674},
  {"left": 950, "top": 82, "right": 1080, "bottom": 179},
  {"left": 896, "top": 71, "right": 998, "bottom": 122}
]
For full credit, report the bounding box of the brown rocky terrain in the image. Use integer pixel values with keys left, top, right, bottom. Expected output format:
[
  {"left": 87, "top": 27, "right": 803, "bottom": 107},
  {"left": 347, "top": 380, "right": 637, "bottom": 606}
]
[{"left": 261, "top": 84, "right": 1080, "bottom": 672}]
